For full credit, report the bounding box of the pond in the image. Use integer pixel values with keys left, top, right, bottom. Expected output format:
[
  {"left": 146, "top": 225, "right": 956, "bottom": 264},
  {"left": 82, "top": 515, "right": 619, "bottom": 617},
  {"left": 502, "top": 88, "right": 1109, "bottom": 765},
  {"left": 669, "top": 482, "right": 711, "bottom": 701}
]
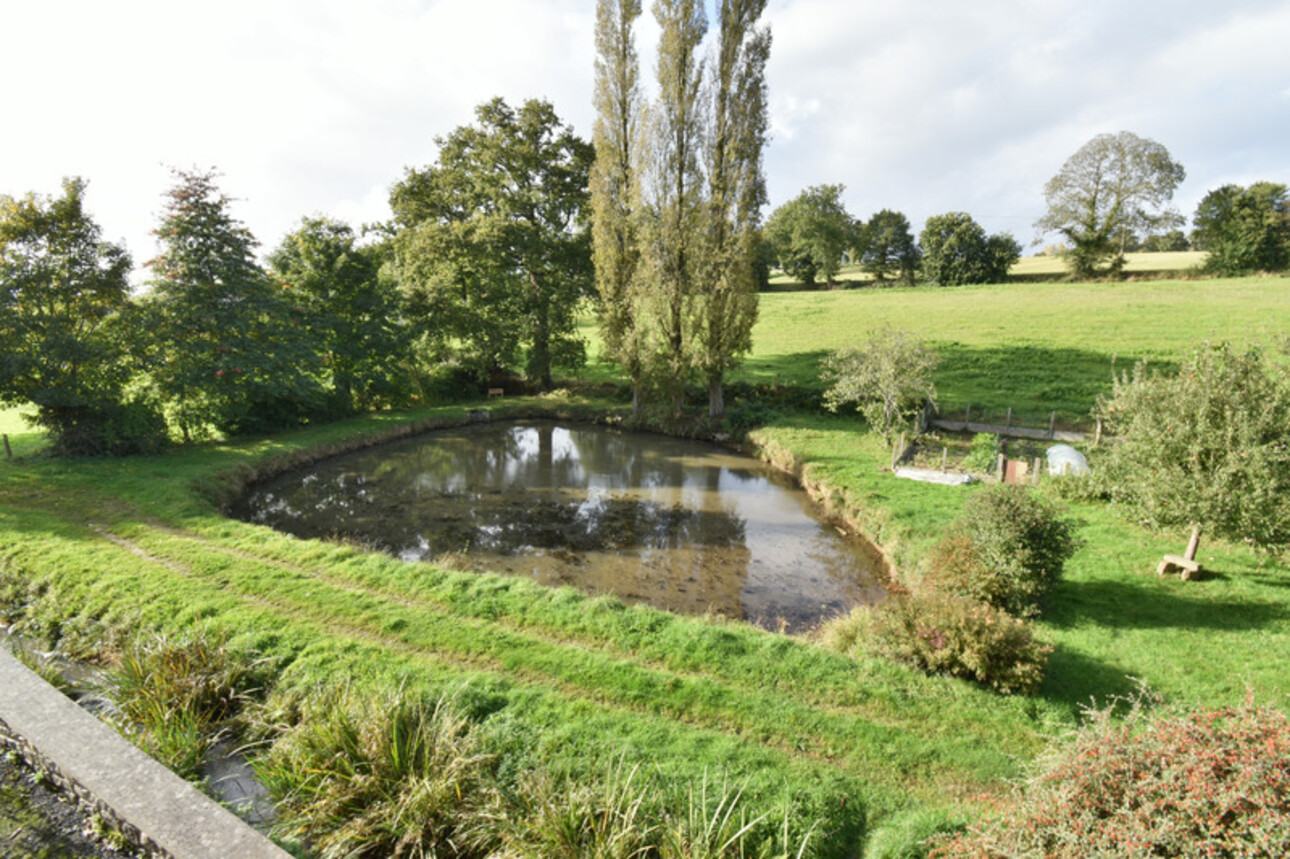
[{"left": 231, "top": 420, "right": 886, "bottom": 632}]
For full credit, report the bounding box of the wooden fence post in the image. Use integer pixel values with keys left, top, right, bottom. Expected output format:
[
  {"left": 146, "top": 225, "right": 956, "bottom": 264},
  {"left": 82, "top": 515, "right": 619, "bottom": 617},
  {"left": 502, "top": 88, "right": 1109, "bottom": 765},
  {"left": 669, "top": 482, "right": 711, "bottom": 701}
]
[
  {"left": 1032, "top": 456, "right": 1041, "bottom": 485},
  {"left": 1094, "top": 419, "right": 1103, "bottom": 447},
  {"left": 964, "top": 404, "right": 971, "bottom": 424},
  {"left": 941, "top": 447, "right": 948, "bottom": 473},
  {"left": 1048, "top": 412, "right": 1056, "bottom": 439},
  {"left": 996, "top": 453, "right": 1005, "bottom": 483},
  {"left": 3, "top": 434, "right": 10, "bottom": 460},
  {"left": 891, "top": 439, "right": 900, "bottom": 470},
  {"left": 1005, "top": 407, "right": 1012, "bottom": 430}
]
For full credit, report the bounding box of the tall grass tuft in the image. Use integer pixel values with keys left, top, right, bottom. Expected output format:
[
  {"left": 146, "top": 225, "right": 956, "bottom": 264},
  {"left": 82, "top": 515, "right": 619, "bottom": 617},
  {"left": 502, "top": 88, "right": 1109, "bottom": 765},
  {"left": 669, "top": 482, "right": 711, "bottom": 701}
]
[
  {"left": 498, "top": 760, "right": 656, "bottom": 858},
  {"left": 105, "top": 629, "right": 262, "bottom": 781},
  {"left": 255, "top": 684, "right": 501, "bottom": 858},
  {"left": 498, "top": 761, "right": 815, "bottom": 859}
]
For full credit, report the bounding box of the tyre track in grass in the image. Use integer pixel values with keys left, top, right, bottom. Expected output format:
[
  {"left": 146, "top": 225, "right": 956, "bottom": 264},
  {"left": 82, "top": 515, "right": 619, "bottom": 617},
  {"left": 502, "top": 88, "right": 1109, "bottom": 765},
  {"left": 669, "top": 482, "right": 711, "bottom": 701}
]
[
  {"left": 144, "top": 517, "right": 1033, "bottom": 772},
  {"left": 90, "top": 519, "right": 1001, "bottom": 799}
]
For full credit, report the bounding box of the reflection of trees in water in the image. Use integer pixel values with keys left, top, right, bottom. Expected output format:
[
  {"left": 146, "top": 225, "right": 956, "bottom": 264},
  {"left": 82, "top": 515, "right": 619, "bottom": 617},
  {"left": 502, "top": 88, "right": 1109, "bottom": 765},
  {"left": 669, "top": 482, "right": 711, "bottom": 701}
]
[{"left": 234, "top": 421, "right": 884, "bottom": 626}]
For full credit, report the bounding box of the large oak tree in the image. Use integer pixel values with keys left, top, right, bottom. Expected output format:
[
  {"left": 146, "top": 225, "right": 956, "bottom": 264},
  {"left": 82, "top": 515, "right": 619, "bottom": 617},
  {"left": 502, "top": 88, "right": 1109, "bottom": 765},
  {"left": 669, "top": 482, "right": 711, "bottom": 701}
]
[
  {"left": 391, "top": 99, "right": 593, "bottom": 391},
  {"left": 1036, "top": 131, "right": 1185, "bottom": 279}
]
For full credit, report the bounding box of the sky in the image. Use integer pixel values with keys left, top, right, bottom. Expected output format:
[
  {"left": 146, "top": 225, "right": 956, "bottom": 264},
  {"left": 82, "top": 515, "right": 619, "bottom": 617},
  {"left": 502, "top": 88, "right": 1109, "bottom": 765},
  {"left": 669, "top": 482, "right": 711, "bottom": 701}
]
[{"left": 3, "top": 0, "right": 1288, "bottom": 277}]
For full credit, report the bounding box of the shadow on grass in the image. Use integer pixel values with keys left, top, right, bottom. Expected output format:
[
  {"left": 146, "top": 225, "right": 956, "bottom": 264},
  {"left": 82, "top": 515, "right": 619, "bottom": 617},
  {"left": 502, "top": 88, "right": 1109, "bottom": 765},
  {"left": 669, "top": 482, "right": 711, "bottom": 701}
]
[
  {"left": 737, "top": 350, "right": 830, "bottom": 389},
  {"left": 1039, "top": 643, "right": 1140, "bottom": 712},
  {"left": 738, "top": 342, "right": 1179, "bottom": 425},
  {"left": 1045, "top": 576, "right": 1288, "bottom": 632},
  {"left": 930, "top": 343, "right": 1178, "bottom": 424}
]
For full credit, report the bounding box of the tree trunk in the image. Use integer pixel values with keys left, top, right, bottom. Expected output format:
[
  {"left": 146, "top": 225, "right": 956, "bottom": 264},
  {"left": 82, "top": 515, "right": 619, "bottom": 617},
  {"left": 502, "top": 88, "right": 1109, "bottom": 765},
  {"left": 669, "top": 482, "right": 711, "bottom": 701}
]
[
  {"left": 1183, "top": 523, "right": 1202, "bottom": 562},
  {"left": 707, "top": 377, "right": 724, "bottom": 418}
]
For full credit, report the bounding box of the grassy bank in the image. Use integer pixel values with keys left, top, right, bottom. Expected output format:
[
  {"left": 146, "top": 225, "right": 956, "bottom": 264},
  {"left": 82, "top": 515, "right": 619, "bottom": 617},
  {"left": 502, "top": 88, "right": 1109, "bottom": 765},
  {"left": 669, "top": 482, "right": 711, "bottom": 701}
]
[{"left": 747, "top": 413, "right": 1290, "bottom": 717}]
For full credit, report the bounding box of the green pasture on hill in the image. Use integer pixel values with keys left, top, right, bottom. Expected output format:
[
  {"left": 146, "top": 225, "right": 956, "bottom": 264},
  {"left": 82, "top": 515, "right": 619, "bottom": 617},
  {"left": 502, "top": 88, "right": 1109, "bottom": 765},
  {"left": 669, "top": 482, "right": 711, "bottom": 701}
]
[
  {"left": 3, "top": 275, "right": 1290, "bottom": 854},
  {"left": 742, "top": 274, "right": 1290, "bottom": 425}
]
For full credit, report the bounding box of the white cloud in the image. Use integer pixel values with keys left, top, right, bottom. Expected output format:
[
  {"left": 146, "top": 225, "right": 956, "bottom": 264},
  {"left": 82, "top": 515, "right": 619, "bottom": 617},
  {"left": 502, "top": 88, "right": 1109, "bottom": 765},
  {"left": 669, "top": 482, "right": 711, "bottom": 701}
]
[{"left": 2, "top": 0, "right": 1286, "bottom": 273}]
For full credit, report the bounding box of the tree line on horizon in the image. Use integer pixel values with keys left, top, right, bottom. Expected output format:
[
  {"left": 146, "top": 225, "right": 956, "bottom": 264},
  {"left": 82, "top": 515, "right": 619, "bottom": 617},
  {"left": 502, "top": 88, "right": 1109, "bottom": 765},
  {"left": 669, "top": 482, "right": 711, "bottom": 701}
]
[
  {"left": 3, "top": 67, "right": 1288, "bottom": 456},
  {"left": 765, "top": 131, "right": 1290, "bottom": 286}
]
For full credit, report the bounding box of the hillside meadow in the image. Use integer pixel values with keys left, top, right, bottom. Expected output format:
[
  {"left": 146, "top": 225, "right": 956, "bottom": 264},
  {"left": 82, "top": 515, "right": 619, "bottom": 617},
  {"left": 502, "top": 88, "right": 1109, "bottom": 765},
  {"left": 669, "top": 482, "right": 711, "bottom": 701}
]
[{"left": 3, "top": 274, "right": 1289, "bottom": 855}]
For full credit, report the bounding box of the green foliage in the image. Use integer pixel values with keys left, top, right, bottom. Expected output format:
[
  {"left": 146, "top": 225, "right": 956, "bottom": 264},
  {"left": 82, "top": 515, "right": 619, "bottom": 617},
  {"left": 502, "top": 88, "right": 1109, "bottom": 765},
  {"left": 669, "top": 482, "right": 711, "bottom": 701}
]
[
  {"left": 764, "top": 185, "right": 856, "bottom": 286},
  {"left": 1140, "top": 228, "right": 1189, "bottom": 253},
  {"left": 0, "top": 177, "right": 139, "bottom": 455},
  {"left": 931, "top": 696, "right": 1290, "bottom": 857},
  {"left": 847, "top": 593, "right": 1051, "bottom": 695},
  {"left": 638, "top": 0, "right": 709, "bottom": 412},
  {"left": 919, "top": 212, "right": 1019, "bottom": 286},
  {"left": 591, "top": 0, "right": 647, "bottom": 404},
  {"left": 1095, "top": 340, "right": 1290, "bottom": 555},
  {"left": 821, "top": 327, "right": 938, "bottom": 443},
  {"left": 960, "top": 433, "right": 999, "bottom": 474},
  {"left": 927, "top": 485, "right": 1079, "bottom": 618},
  {"left": 267, "top": 217, "right": 411, "bottom": 414},
  {"left": 695, "top": 0, "right": 769, "bottom": 418},
  {"left": 392, "top": 98, "right": 594, "bottom": 391},
  {"left": 27, "top": 396, "right": 168, "bottom": 457},
  {"left": 858, "top": 210, "right": 919, "bottom": 285},
  {"left": 257, "top": 685, "right": 501, "bottom": 858},
  {"left": 142, "top": 168, "right": 325, "bottom": 438},
  {"left": 1036, "top": 131, "right": 1186, "bottom": 279},
  {"left": 1193, "top": 182, "right": 1290, "bottom": 275},
  {"left": 107, "top": 630, "right": 263, "bottom": 781}
]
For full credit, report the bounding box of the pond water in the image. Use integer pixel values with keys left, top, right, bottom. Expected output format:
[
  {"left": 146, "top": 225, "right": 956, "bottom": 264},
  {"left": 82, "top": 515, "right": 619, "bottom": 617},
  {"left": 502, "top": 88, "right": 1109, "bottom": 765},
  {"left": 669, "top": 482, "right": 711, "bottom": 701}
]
[{"left": 232, "top": 421, "right": 886, "bottom": 631}]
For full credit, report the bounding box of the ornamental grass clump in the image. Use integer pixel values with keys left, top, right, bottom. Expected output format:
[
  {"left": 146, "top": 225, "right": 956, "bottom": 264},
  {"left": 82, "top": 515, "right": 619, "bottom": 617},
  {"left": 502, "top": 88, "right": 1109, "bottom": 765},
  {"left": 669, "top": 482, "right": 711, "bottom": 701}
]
[
  {"left": 106, "top": 630, "right": 264, "bottom": 781},
  {"left": 930, "top": 695, "right": 1290, "bottom": 857},
  {"left": 256, "top": 684, "right": 501, "bottom": 859}
]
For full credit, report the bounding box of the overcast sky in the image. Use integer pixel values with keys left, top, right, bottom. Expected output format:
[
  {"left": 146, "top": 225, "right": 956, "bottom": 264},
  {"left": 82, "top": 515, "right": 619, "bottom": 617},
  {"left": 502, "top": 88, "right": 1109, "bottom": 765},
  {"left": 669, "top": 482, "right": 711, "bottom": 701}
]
[{"left": 3, "top": 0, "right": 1287, "bottom": 276}]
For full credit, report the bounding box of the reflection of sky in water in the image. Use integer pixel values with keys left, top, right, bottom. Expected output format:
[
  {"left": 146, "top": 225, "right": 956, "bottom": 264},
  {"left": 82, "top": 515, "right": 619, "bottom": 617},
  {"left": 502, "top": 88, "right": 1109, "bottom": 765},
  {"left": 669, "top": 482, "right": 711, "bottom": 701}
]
[{"left": 231, "top": 421, "right": 885, "bottom": 632}]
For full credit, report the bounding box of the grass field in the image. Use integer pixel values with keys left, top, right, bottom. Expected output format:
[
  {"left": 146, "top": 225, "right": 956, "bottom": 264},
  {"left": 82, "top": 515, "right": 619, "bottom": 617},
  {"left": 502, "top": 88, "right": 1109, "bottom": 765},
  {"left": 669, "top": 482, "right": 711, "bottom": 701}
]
[
  {"left": 742, "top": 275, "right": 1290, "bottom": 426},
  {"left": 767, "top": 251, "right": 1208, "bottom": 289},
  {"left": 3, "top": 275, "right": 1289, "bottom": 854}
]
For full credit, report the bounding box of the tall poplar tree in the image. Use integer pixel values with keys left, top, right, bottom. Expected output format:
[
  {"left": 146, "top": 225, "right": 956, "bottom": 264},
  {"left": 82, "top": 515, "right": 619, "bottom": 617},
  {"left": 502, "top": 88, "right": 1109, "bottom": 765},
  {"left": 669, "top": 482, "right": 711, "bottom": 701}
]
[
  {"left": 698, "top": 0, "right": 769, "bottom": 416},
  {"left": 641, "top": 0, "right": 708, "bottom": 414},
  {"left": 590, "top": 0, "right": 646, "bottom": 411}
]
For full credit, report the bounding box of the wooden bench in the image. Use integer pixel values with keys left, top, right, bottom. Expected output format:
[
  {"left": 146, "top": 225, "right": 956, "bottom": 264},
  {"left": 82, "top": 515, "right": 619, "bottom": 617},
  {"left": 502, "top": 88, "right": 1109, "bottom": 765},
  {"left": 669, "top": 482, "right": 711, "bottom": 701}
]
[
  {"left": 1157, "top": 554, "right": 1203, "bottom": 581},
  {"left": 487, "top": 387, "right": 504, "bottom": 398}
]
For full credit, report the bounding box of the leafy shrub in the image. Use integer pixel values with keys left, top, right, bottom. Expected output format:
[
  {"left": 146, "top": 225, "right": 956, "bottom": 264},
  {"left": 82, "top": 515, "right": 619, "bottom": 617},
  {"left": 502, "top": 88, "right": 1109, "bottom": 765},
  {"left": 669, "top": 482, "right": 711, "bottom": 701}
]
[
  {"left": 857, "top": 593, "right": 1050, "bottom": 695},
  {"left": 31, "top": 397, "right": 169, "bottom": 457},
  {"left": 927, "top": 485, "right": 1078, "bottom": 618},
  {"left": 930, "top": 696, "right": 1290, "bottom": 857},
  {"left": 821, "top": 327, "right": 939, "bottom": 443},
  {"left": 959, "top": 433, "right": 998, "bottom": 474},
  {"left": 1048, "top": 466, "right": 1112, "bottom": 503}
]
